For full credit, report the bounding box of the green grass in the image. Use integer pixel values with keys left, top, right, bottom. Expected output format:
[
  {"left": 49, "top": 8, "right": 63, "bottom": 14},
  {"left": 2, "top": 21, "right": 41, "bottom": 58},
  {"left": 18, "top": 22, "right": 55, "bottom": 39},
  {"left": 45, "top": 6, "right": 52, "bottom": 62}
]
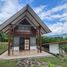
[
  {"left": 0, "top": 42, "right": 17, "bottom": 67},
  {"left": 0, "top": 60, "right": 17, "bottom": 67},
  {"left": 35, "top": 56, "right": 67, "bottom": 67},
  {"left": 0, "top": 42, "right": 8, "bottom": 54},
  {"left": 0, "top": 57, "right": 67, "bottom": 67},
  {"left": 0, "top": 42, "right": 67, "bottom": 67}
]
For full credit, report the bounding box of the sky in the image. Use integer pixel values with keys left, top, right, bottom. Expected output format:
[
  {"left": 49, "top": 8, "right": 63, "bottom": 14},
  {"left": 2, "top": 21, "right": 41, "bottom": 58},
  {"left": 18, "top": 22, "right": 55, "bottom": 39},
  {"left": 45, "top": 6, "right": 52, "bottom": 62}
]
[{"left": 0, "top": 0, "right": 67, "bottom": 35}]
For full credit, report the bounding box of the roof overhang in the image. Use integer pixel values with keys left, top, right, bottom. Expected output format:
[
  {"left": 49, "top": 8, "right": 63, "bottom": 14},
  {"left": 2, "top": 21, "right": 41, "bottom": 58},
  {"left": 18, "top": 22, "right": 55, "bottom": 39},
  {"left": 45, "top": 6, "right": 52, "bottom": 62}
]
[{"left": 0, "top": 5, "right": 51, "bottom": 34}]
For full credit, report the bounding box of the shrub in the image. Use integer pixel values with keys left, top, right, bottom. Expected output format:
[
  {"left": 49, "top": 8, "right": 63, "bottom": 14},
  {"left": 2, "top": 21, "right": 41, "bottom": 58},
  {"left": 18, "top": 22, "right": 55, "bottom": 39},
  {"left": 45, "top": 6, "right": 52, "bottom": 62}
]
[{"left": 61, "top": 45, "right": 67, "bottom": 53}]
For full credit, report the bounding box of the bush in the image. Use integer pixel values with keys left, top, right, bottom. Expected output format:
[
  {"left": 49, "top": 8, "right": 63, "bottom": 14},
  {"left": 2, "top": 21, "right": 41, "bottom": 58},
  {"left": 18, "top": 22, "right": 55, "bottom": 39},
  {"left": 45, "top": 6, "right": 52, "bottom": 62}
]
[
  {"left": 60, "top": 45, "right": 67, "bottom": 53},
  {"left": 63, "top": 46, "right": 67, "bottom": 53}
]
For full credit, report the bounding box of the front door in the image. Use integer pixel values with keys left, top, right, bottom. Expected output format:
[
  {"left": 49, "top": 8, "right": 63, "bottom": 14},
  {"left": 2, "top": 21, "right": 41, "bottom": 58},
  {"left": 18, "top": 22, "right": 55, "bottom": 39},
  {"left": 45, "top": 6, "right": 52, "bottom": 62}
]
[
  {"left": 24, "top": 39, "right": 30, "bottom": 50},
  {"left": 19, "top": 37, "right": 24, "bottom": 51}
]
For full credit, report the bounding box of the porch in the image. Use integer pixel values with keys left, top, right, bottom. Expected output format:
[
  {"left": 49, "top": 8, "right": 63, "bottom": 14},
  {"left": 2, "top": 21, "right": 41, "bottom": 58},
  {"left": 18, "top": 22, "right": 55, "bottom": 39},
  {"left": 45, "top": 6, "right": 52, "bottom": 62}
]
[{"left": 0, "top": 49, "right": 52, "bottom": 60}]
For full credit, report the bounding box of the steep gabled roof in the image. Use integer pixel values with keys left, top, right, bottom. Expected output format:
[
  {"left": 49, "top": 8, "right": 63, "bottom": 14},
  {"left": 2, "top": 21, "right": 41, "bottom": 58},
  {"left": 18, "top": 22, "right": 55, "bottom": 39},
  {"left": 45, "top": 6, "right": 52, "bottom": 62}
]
[{"left": 0, "top": 5, "right": 51, "bottom": 34}]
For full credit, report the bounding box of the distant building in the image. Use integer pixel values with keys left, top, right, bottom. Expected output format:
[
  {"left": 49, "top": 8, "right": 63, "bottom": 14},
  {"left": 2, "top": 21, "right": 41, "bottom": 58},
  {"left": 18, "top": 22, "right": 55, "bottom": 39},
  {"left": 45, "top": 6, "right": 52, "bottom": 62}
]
[{"left": 43, "top": 41, "right": 67, "bottom": 54}]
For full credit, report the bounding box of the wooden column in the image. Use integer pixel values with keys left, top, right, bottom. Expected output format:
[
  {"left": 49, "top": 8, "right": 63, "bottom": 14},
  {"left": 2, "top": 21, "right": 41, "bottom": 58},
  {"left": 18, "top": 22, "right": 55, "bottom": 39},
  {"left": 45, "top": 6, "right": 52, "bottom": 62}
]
[
  {"left": 11, "top": 25, "right": 14, "bottom": 55},
  {"left": 38, "top": 26, "right": 42, "bottom": 53},
  {"left": 8, "top": 24, "right": 14, "bottom": 55},
  {"left": 8, "top": 35, "right": 11, "bottom": 55},
  {"left": 36, "top": 27, "right": 39, "bottom": 53},
  {"left": 8, "top": 25, "right": 12, "bottom": 55}
]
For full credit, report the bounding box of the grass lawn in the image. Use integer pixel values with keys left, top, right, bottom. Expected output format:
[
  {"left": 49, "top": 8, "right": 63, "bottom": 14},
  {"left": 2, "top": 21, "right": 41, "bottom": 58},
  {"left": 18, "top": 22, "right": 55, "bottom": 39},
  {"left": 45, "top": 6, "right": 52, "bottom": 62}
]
[
  {"left": 0, "top": 42, "right": 16, "bottom": 67},
  {"left": 0, "top": 60, "right": 17, "bottom": 67},
  {"left": 0, "top": 57, "right": 67, "bottom": 67},
  {"left": 0, "top": 42, "right": 8, "bottom": 54},
  {"left": 36, "top": 56, "right": 67, "bottom": 67}
]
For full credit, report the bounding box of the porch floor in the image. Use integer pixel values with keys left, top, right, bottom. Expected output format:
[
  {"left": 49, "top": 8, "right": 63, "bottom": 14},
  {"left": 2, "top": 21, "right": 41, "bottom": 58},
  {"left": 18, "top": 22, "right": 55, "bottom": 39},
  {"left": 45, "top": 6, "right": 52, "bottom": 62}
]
[{"left": 0, "top": 49, "right": 52, "bottom": 60}]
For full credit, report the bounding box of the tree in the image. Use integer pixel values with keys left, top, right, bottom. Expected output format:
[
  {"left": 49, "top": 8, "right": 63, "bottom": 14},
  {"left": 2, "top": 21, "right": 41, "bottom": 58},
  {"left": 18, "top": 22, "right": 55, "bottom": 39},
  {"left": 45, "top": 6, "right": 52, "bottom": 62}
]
[
  {"left": 41, "top": 36, "right": 67, "bottom": 44},
  {"left": 0, "top": 32, "right": 8, "bottom": 42}
]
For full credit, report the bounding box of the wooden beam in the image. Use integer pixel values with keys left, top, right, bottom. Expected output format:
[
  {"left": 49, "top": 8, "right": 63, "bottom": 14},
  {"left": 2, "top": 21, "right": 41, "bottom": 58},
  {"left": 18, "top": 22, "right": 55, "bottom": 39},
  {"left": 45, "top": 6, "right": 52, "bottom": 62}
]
[{"left": 27, "top": 10, "right": 48, "bottom": 33}]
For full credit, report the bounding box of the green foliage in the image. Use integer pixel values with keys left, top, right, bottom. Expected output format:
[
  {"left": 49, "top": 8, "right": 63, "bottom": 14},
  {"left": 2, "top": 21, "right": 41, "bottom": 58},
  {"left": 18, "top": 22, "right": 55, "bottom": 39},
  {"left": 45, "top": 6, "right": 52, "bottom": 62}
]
[
  {"left": 41, "top": 36, "right": 67, "bottom": 44},
  {"left": 0, "top": 32, "right": 8, "bottom": 42},
  {"left": 61, "top": 45, "right": 67, "bottom": 53}
]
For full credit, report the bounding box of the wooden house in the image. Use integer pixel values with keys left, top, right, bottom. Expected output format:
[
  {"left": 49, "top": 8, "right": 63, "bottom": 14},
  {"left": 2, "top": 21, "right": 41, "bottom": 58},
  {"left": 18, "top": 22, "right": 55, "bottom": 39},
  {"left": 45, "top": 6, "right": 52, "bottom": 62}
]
[{"left": 0, "top": 5, "right": 51, "bottom": 55}]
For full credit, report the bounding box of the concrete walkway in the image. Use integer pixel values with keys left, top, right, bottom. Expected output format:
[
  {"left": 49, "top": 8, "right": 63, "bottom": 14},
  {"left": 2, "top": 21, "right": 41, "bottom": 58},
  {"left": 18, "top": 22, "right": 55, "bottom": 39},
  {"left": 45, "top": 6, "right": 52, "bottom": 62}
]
[{"left": 0, "top": 50, "right": 52, "bottom": 60}]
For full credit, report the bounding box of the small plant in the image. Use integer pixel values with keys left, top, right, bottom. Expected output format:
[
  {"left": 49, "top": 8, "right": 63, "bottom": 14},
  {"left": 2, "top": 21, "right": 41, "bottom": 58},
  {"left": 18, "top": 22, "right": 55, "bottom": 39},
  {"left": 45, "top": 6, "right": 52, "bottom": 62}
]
[{"left": 48, "top": 62, "right": 55, "bottom": 67}]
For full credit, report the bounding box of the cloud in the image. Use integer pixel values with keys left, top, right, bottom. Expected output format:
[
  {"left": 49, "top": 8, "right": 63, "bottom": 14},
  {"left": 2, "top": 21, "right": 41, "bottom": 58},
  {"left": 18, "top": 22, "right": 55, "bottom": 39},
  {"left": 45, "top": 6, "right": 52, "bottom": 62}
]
[
  {"left": 49, "top": 22, "right": 63, "bottom": 34},
  {"left": 49, "top": 22, "right": 67, "bottom": 34},
  {"left": 0, "top": 0, "right": 35, "bottom": 24},
  {"left": 37, "top": 3, "right": 67, "bottom": 20},
  {"left": 0, "top": 0, "right": 25, "bottom": 24},
  {"left": 33, "top": 5, "right": 46, "bottom": 14},
  {"left": 59, "top": 12, "right": 67, "bottom": 22},
  {"left": 46, "top": 3, "right": 67, "bottom": 34},
  {"left": 34, "top": 3, "right": 67, "bottom": 34},
  {"left": 33, "top": 3, "right": 67, "bottom": 21}
]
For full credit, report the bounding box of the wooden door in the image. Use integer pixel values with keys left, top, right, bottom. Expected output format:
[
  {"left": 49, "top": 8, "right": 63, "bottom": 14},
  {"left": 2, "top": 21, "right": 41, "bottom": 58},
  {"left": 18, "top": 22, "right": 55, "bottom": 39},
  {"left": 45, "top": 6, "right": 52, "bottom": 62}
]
[{"left": 24, "top": 39, "right": 30, "bottom": 50}]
